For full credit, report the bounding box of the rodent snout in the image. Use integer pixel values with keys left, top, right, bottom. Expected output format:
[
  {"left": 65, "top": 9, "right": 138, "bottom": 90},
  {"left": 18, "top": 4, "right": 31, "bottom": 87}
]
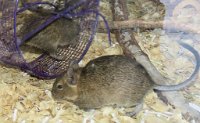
[{"left": 51, "top": 90, "right": 63, "bottom": 100}]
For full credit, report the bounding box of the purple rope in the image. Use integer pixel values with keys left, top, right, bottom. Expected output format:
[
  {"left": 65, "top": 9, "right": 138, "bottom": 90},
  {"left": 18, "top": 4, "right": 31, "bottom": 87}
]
[{"left": 14, "top": 0, "right": 24, "bottom": 58}]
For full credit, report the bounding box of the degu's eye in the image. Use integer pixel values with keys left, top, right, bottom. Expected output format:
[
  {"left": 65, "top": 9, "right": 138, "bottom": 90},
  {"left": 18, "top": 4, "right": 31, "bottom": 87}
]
[{"left": 56, "top": 83, "right": 63, "bottom": 90}]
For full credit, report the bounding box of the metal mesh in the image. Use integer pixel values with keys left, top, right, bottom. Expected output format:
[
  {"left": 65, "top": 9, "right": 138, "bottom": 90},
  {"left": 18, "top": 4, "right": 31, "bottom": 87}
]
[{"left": 0, "top": 0, "right": 100, "bottom": 79}]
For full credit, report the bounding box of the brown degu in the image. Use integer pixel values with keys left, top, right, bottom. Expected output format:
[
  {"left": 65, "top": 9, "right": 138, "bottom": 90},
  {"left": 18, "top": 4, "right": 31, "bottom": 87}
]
[
  {"left": 18, "top": 10, "right": 80, "bottom": 60},
  {"left": 52, "top": 42, "right": 200, "bottom": 110}
]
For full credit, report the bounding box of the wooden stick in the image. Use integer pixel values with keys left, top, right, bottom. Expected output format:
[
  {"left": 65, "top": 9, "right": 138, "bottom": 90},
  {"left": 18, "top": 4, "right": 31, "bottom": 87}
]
[{"left": 98, "top": 19, "right": 200, "bottom": 34}]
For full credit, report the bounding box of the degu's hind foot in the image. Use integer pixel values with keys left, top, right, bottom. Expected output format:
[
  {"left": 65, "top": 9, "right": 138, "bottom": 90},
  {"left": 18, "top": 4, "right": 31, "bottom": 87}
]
[{"left": 125, "top": 103, "right": 143, "bottom": 117}]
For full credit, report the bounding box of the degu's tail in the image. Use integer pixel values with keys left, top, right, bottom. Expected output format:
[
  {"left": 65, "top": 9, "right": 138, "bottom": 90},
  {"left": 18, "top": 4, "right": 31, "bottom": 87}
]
[{"left": 154, "top": 42, "right": 200, "bottom": 91}]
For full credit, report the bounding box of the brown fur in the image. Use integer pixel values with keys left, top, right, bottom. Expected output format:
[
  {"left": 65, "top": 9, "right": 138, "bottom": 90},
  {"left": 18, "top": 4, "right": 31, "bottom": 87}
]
[
  {"left": 52, "top": 55, "right": 154, "bottom": 109},
  {"left": 19, "top": 10, "right": 80, "bottom": 60}
]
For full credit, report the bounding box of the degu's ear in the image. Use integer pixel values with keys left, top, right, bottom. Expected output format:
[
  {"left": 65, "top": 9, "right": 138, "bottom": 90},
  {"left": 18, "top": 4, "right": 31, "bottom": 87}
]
[{"left": 67, "top": 60, "right": 80, "bottom": 85}]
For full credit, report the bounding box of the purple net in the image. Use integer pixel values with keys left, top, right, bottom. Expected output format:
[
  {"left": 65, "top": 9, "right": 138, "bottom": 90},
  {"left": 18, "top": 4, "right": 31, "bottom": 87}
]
[{"left": 0, "top": 0, "right": 101, "bottom": 79}]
